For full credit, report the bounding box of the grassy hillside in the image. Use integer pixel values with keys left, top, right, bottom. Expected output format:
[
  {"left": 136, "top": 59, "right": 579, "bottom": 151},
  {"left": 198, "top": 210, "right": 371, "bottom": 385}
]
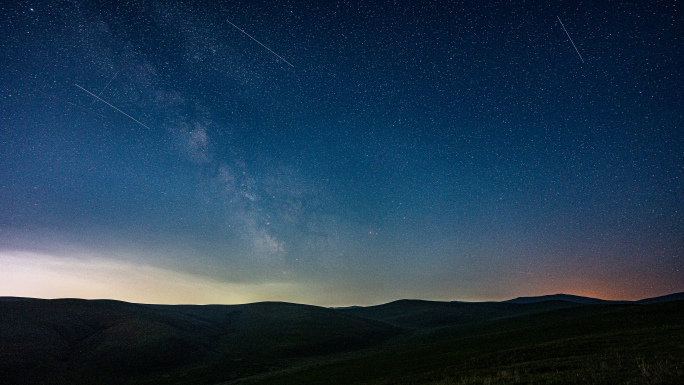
[{"left": 236, "top": 301, "right": 684, "bottom": 385}]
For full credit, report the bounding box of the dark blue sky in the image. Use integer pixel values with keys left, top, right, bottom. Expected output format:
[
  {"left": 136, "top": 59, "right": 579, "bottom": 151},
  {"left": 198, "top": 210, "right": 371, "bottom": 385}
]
[{"left": 1, "top": 0, "right": 682, "bottom": 305}]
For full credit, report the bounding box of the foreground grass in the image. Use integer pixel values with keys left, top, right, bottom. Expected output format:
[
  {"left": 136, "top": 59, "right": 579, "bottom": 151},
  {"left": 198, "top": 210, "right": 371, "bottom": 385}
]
[{"left": 233, "top": 302, "right": 684, "bottom": 385}]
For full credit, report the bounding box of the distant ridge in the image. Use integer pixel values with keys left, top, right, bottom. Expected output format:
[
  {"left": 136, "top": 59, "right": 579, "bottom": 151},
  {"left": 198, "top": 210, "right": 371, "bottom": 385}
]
[
  {"left": 2, "top": 291, "right": 682, "bottom": 306},
  {"left": 335, "top": 292, "right": 684, "bottom": 329},
  {"left": 0, "top": 297, "right": 37, "bottom": 302},
  {"left": 504, "top": 294, "right": 618, "bottom": 304},
  {"left": 504, "top": 292, "right": 684, "bottom": 305},
  {"left": 637, "top": 292, "right": 684, "bottom": 304}
]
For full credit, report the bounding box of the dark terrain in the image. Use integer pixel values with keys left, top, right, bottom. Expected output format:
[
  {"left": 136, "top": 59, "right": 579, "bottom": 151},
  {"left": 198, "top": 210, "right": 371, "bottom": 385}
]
[{"left": 1, "top": 293, "right": 682, "bottom": 384}]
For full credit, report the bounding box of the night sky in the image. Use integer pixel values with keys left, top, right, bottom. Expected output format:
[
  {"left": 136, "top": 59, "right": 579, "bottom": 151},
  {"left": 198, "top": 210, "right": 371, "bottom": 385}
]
[{"left": 1, "top": 0, "right": 682, "bottom": 306}]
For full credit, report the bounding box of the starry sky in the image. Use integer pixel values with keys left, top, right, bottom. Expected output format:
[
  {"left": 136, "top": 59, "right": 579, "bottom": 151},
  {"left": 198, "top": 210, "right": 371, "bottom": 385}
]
[{"left": 1, "top": 0, "right": 682, "bottom": 306}]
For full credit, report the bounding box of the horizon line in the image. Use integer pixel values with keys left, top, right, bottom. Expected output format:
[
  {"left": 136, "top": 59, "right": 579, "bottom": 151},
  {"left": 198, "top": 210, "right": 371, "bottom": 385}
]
[{"left": 2, "top": 290, "right": 681, "bottom": 308}]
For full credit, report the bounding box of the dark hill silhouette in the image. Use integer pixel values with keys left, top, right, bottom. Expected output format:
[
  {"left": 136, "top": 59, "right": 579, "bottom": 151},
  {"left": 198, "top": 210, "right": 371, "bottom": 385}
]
[
  {"left": 636, "top": 291, "right": 684, "bottom": 304},
  {"left": 336, "top": 292, "right": 684, "bottom": 329},
  {"left": 337, "top": 299, "right": 580, "bottom": 329},
  {"left": 504, "top": 292, "right": 684, "bottom": 304},
  {"left": 0, "top": 296, "right": 36, "bottom": 301},
  {"left": 250, "top": 301, "right": 684, "bottom": 385},
  {"left": 0, "top": 299, "right": 398, "bottom": 385},
  {"left": 1, "top": 292, "right": 682, "bottom": 384},
  {"left": 504, "top": 293, "right": 619, "bottom": 304}
]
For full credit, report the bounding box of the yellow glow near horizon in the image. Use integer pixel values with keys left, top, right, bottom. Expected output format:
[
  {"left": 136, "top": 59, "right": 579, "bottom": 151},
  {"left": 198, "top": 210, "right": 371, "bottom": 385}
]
[
  {"left": 1, "top": 249, "right": 674, "bottom": 306},
  {"left": 0, "top": 250, "right": 308, "bottom": 305}
]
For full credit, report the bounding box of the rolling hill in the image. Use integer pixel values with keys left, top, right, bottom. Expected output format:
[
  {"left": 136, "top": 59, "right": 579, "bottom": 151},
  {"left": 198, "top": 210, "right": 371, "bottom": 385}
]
[
  {"left": 1, "top": 292, "right": 682, "bottom": 384},
  {"left": 0, "top": 299, "right": 398, "bottom": 384},
  {"left": 241, "top": 301, "right": 684, "bottom": 385},
  {"left": 337, "top": 299, "right": 581, "bottom": 329},
  {"left": 504, "top": 293, "right": 618, "bottom": 304}
]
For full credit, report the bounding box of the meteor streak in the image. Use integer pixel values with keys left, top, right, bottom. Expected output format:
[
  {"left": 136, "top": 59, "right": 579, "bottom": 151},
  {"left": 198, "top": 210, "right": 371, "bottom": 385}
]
[
  {"left": 75, "top": 83, "right": 151, "bottom": 130},
  {"left": 557, "top": 16, "right": 584, "bottom": 63},
  {"left": 227, "top": 20, "right": 294, "bottom": 67}
]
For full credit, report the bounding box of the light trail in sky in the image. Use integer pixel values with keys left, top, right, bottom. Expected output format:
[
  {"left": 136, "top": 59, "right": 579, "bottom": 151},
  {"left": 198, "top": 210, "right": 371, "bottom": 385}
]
[
  {"left": 75, "top": 83, "right": 151, "bottom": 130},
  {"left": 557, "top": 16, "right": 585, "bottom": 63},
  {"left": 227, "top": 20, "right": 294, "bottom": 67}
]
